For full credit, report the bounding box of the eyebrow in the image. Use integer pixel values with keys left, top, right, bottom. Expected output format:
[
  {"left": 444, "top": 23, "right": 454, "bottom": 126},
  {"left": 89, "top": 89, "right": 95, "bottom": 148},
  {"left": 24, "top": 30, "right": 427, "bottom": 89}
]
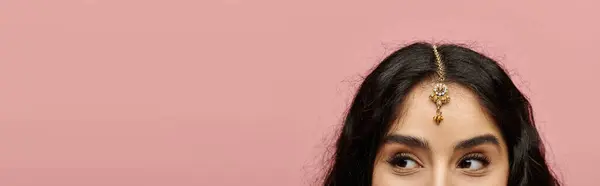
[
  {"left": 384, "top": 134, "right": 431, "bottom": 151},
  {"left": 454, "top": 134, "right": 500, "bottom": 151},
  {"left": 383, "top": 134, "right": 501, "bottom": 152}
]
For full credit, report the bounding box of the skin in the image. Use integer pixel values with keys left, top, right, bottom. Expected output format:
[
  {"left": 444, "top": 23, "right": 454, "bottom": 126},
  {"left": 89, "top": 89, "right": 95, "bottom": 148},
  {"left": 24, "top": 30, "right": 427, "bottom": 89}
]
[{"left": 372, "top": 81, "right": 510, "bottom": 186}]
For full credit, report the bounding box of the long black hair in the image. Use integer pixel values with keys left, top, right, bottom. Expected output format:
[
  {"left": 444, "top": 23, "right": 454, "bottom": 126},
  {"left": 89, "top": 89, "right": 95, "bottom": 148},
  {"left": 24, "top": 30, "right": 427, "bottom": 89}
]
[{"left": 323, "top": 42, "right": 560, "bottom": 186}]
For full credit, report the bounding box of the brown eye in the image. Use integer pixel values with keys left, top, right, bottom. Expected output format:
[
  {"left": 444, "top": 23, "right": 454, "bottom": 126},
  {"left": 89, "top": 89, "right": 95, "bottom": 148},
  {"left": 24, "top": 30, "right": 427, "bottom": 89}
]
[
  {"left": 458, "top": 159, "right": 485, "bottom": 170},
  {"left": 387, "top": 153, "right": 422, "bottom": 169},
  {"left": 457, "top": 153, "right": 490, "bottom": 172}
]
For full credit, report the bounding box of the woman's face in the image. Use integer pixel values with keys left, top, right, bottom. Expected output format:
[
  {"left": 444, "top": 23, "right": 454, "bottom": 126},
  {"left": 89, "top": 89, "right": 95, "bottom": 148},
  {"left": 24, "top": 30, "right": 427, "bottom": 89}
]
[{"left": 372, "top": 82, "right": 510, "bottom": 186}]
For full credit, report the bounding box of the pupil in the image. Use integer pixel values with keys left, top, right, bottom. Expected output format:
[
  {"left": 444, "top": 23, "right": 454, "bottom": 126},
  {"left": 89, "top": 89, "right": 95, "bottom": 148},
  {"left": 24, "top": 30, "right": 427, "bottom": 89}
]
[
  {"left": 399, "top": 159, "right": 408, "bottom": 167},
  {"left": 460, "top": 160, "right": 472, "bottom": 168}
]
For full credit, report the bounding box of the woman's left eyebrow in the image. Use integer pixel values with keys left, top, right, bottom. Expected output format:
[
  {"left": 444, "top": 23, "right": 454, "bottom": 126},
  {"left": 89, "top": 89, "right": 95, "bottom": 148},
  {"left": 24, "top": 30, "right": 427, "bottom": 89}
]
[{"left": 454, "top": 134, "right": 500, "bottom": 151}]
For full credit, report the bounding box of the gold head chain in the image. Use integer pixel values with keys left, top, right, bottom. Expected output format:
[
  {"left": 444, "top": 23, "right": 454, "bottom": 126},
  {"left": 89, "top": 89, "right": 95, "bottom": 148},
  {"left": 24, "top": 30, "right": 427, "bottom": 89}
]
[{"left": 429, "top": 45, "right": 450, "bottom": 124}]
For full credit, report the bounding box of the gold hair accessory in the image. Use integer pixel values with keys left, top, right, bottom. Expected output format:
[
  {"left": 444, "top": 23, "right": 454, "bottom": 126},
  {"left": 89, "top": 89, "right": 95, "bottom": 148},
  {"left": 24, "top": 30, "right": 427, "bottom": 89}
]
[{"left": 429, "top": 45, "right": 450, "bottom": 124}]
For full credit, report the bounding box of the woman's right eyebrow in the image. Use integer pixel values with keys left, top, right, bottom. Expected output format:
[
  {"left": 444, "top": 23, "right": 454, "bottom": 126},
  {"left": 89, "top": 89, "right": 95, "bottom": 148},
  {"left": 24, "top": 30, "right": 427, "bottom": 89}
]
[
  {"left": 384, "top": 134, "right": 431, "bottom": 151},
  {"left": 453, "top": 134, "right": 500, "bottom": 151}
]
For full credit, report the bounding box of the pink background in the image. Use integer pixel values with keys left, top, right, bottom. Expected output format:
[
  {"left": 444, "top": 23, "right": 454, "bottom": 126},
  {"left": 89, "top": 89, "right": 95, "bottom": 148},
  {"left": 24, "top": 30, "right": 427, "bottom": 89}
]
[{"left": 1, "top": 0, "right": 598, "bottom": 185}]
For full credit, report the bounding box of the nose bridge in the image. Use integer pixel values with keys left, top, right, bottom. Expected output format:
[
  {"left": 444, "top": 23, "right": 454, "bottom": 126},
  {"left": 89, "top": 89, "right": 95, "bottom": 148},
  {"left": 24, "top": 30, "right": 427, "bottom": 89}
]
[{"left": 431, "top": 159, "right": 452, "bottom": 186}]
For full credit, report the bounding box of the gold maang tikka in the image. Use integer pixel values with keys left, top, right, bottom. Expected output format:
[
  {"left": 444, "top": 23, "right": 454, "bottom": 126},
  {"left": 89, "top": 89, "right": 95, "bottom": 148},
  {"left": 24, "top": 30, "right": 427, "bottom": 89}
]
[{"left": 429, "top": 45, "right": 450, "bottom": 124}]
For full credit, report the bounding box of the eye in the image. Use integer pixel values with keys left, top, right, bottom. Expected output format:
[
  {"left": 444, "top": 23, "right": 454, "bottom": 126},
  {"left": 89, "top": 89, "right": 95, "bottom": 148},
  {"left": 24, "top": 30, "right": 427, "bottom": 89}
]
[
  {"left": 387, "top": 153, "right": 423, "bottom": 169},
  {"left": 457, "top": 153, "right": 490, "bottom": 172}
]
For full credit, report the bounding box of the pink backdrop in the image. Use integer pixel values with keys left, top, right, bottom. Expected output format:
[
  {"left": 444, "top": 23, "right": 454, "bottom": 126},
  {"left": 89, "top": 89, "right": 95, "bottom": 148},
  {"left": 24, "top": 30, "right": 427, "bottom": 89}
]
[{"left": 1, "top": 0, "right": 598, "bottom": 185}]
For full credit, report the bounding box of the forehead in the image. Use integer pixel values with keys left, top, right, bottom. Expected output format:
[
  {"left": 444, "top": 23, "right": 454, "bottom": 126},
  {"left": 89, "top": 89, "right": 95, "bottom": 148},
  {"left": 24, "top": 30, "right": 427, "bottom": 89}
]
[{"left": 391, "top": 81, "right": 502, "bottom": 146}]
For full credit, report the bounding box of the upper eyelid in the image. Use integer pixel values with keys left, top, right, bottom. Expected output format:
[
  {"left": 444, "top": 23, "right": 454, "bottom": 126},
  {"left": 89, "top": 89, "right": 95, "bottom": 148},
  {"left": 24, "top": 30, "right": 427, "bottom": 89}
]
[
  {"left": 389, "top": 152, "right": 425, "bottom": 167},
  {"left": 454, "top": 145, "right": 497, "bottom": 158},
  {"left": 399, "top": 152, "right": 419, "bottom": 160},
  {"left": 382, "top": 143, "right": 432, "bottom": 164}
]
